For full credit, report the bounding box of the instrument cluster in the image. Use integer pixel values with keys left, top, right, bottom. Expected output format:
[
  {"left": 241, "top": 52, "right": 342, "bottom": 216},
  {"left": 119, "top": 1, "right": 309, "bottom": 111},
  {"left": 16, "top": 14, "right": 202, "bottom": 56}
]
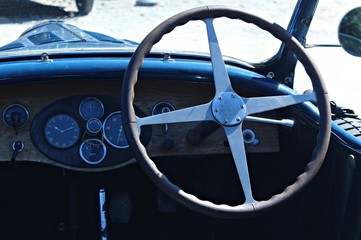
[{"left": 30, "top": 95, "right": 151, "bottom": 169}]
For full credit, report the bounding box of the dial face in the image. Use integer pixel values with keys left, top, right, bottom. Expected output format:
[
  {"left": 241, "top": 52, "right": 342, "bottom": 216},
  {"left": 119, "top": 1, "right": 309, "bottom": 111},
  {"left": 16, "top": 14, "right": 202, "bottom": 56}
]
[
  {"left": 87, "top": 118, "right": 102, "bottom": 134},
  {"left": 79, "top": 97, "right": 104, "bottom": 120},
  {"left": 79, "top": 139, "right": 106, "bottom": 165},
  {"left": 44, "top": 114, "right": 80, "bottom": 149},
  {"left": 103, "top": 111, "right": 128, "bottom": 149},
  {"left": 2, "top": 103, "right": 29, "bottom": 129}
]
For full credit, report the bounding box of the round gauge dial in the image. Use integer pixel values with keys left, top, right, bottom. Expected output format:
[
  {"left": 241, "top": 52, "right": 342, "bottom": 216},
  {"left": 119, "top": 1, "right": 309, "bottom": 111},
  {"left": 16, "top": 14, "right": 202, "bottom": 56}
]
[
  {"left": 79, "top": 97, "right": 104, "bottom": 120},
  {"left": 2, "top": 103, "right": 29, "bottom": 129},
  {"left": 87, "top": 118, "right": 102, "bottom": 134},
  {"left": 79, "top": 139, "right": 107, "bottom": 165},
  {"left": 103, "top": 111, "right": 128, "bottom": 148},
  {"left": 44, "top": 114, "right": 80, "bottom": 149}
]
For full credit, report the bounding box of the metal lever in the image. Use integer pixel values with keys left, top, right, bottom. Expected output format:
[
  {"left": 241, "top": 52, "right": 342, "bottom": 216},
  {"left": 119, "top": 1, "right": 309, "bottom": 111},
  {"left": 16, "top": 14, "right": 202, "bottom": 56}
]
[
  {"left": 161, "top": 107, "right": 171, "bottom": 134},
  {"left": 99, "top": 189, "right": 108, "bottom": 240},
  {"left": 151, "top": 102, "right": 176, "bottom": 135},
  {"left": 11, "top": 112, "right": 20, "bottom": 135},
  {"left": 11, "top": 141, "right": 24, "bottom": 161},
  {"left": 245, "top": 116, "right": 294, "bottom": 127}
]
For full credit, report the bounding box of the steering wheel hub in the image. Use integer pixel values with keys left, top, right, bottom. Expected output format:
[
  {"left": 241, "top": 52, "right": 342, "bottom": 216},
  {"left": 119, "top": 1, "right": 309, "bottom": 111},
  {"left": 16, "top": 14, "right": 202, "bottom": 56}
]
[{"left": 212, "top": 92, "right": 246, "bottom": 126}]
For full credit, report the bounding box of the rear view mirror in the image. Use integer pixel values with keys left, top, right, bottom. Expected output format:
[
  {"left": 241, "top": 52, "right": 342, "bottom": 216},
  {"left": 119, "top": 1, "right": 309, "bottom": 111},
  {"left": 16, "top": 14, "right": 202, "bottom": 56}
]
[{"left": 338, "top": 7, "right": 361, "bottom": 57}]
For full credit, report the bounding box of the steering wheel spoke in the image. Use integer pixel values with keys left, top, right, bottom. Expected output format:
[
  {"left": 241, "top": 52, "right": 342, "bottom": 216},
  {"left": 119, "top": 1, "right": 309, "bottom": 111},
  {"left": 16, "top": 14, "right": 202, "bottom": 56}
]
[
  {"left": 224, "top": 125, "right": 255, "bottom": 204},
  {"left": 244, "top": 92, "right": 316, "bottom": 115},
  {"left": 204, "top": 18, "right": 234, "bottom": 95},
  {"left": 137, "top": 102, "right": 214, "bottom": 127}
]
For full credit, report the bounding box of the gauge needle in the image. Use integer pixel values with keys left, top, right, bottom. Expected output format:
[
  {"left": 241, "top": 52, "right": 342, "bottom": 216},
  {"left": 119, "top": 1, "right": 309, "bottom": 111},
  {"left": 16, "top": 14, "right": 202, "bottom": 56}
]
[
  {"left": 116, "top": 127, "right": 123, "bottom": 145},
  {"left": 62, "top": 126, "right": 75, "bottom": 132},
  {"left": 54, "top": 126, "right": 63, "bottom": 132},
  {"left": 54, "top": 126, "right": 75, "bottom": 133}
]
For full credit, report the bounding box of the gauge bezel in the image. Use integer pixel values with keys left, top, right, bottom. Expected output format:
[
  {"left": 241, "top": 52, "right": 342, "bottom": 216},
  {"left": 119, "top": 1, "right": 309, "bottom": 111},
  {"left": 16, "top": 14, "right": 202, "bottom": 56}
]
[
  {"left": 79, "top": 97, "right": 105, "bottom": 120},
  {"left": 79, "top": 138, "right": 107, "bottom": 165},
  {"left": 44, "top": 113, "right": 81, "bottom": 149},
  {"left": 151, "top": 101, "right": 175, "bottom": 115},
  {"left": 30, "top": 95, "right": 151, "bottom": 169},
  {"left": 87, "top": 118, "right": 102, "bottom": 134},
  {"left": 2, "top": 103, "right": 30, "bottom": 129},
  {"left": 102, "top": 111, "right": 129, "bottom": 149}
]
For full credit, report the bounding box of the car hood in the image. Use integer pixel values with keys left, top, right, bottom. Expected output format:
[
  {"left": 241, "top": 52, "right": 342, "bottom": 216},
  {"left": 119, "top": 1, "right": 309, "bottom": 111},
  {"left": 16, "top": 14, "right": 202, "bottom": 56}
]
[
  {"left": 0, "top": 20, "right": 255, "bottom": 69},
  {"left": 0, "top": 21, "right": 139, "bottom": 56}
]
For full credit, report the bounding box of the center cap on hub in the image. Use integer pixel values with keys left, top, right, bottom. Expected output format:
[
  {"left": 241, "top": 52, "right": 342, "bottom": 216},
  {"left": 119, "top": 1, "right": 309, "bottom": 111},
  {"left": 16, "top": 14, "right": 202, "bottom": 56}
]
[{"left": 212, "top": 92, "right": 246, "bottom": 126}]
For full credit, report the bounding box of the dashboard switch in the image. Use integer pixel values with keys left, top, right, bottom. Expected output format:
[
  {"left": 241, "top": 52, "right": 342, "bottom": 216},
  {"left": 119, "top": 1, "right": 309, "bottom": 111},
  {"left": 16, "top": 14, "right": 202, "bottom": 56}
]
[
  {"left": 152, "top": 102, "right": 175, "bottom": 135},
  {"left": 2, "top": 104, "right": 29, "bottom": 135},
  {"left": 11, "top": 141, "right": 24, "bottom": 161}
]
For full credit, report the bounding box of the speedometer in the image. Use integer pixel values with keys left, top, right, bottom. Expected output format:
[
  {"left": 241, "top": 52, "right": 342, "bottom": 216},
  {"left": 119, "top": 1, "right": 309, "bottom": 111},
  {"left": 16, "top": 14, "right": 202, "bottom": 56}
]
[{"left": 102, "top": 111, "right": 128, "bottom": 149}]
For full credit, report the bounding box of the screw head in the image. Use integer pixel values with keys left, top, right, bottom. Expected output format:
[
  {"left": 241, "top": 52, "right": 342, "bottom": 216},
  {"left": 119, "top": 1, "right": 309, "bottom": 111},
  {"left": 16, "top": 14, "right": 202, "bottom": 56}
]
[{"left": 236, "top": 117, "right": 241, "bottom": 122}]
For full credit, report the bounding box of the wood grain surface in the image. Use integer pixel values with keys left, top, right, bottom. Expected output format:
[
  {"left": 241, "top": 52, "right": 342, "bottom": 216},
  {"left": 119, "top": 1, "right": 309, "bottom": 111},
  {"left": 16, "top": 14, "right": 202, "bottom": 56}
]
[{"left": 0, "top": 79, "right": 279, "bottom": 171}]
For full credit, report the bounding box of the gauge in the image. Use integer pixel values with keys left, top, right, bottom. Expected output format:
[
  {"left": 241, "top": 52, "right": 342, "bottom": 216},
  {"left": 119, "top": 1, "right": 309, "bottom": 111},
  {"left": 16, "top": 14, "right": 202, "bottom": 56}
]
[
  {"left": 151, "top": 101, "right": 175, "bottom": 115},
  {"left": 44, "top": 114, "right": 80, "bottom": 149},
  {"left": 87, "top": 118, "right": 102, "bottom": 134},
  {"left": 79, "top": 97, "right": 104, "bottom": 120},
  {"left": 79, "top": 139, "right": 107, "bottom": 165},
  {"left": 2, "top": 103, "right": 29, "bottom": 129},
  {"left": 103, "top": 111, "right": 128, "bottom": 148}
]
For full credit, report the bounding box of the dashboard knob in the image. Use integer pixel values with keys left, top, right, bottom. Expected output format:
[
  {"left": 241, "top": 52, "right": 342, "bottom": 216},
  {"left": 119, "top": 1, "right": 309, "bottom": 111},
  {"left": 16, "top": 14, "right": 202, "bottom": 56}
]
[{"left": 161, "top": 138, "right": 174, "bottom": 151}]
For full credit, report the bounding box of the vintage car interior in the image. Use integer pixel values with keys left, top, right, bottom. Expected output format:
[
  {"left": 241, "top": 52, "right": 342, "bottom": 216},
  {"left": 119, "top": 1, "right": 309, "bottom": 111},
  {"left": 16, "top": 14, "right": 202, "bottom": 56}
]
[{"left": 0, "top": 2, "right": 360, "bottom": 240}]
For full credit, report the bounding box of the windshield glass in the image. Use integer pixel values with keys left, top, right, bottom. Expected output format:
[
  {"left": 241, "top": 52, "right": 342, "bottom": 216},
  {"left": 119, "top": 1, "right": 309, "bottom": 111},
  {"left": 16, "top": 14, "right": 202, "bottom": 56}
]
[{"left": 0, "top": 0, "right": 297, "bottom": 63}]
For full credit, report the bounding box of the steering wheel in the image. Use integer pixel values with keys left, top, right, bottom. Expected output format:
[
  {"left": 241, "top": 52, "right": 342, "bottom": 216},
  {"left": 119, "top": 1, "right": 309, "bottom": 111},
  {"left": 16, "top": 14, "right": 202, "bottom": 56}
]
[{"left": 121, "top": 5, "right": 331, "bottom": 218}]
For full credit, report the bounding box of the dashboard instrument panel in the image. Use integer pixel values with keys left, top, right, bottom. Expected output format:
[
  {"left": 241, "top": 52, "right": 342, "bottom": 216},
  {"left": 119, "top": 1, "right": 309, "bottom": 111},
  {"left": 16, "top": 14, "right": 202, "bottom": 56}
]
[
  {"left": 30, "top": 94, "right": 151, "bottom": 169},
  {"left": 0, "top": 80, "right": 279, "bottom": 171}
]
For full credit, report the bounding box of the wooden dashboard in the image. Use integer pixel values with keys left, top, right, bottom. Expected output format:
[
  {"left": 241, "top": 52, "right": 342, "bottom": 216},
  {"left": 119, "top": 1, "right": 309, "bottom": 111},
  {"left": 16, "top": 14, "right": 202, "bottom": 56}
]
[{"left": 0, "top": 79, "right": 279, "bottom": 171}]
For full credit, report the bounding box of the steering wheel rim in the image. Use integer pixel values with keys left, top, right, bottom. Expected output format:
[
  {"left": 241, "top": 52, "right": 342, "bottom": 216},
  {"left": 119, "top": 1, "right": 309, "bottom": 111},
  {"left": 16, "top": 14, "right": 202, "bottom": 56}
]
[{"left": 121, "top": 5, "right": 331, "bottom": 218}]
